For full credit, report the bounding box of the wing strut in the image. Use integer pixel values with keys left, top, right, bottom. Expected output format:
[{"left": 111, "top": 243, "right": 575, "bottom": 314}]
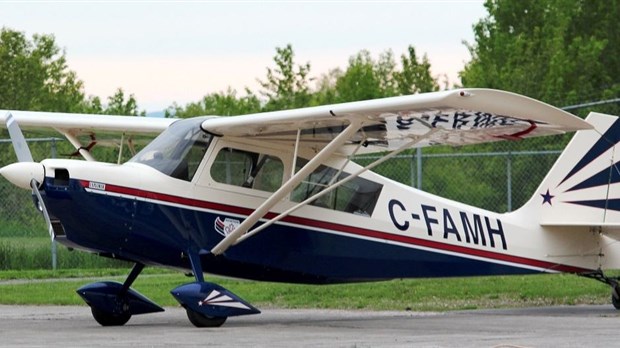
[
  {"left": 210, "top": 121, "right": 362, "bottom": 255},
  {"left": 235, "top": 133, "right": 433, "bottom": 246},
  {"left": 55, "top": 128, "right": 96, "bottom": 161},
  {"left": 117, "top": 133, "right": 125, "bottom": 164}
]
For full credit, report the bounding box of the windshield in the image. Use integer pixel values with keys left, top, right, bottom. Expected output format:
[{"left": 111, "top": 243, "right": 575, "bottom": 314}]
[{"left": 129, "top": 117, "right": 213, "bottom": 181}]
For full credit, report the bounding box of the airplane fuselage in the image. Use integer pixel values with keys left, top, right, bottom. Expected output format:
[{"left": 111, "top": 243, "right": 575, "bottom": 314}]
[{"left": 40, "top": 152, "right": 599, "bottom": 285}]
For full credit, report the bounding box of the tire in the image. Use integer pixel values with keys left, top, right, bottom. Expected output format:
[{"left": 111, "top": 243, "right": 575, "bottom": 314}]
[
  {"left": 186, "top": 309, "right": 227, "bottom": 328},
  {"left": 91, "top": 306, "right": 132, "bottom": 326},
  {"left": 612, "top": 294, "right": 620, "bottom": 310}
]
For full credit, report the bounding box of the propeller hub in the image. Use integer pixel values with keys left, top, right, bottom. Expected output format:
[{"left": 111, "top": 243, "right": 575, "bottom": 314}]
[{"left": 0, "top": 162, "right": 45, "bottom": 190}]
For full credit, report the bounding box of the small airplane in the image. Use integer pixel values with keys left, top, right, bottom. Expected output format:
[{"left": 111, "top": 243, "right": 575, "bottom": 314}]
[{"left": 1, "top": 88, "right": 619, "bottom": 327}]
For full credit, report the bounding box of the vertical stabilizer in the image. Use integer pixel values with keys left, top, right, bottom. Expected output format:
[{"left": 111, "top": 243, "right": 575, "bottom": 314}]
[{"left": 517, "top": 112, "right": 620, "bottom": 225}]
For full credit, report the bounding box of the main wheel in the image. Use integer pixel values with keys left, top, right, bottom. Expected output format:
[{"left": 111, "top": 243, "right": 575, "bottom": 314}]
[
  {"left": 612, "top": 294, "right": 620, "bottom": 310},
  {"left": 91, "top": 306, "right": 132, "bottom": 326},
  {"left": 612, "top": 285, "right": 620, "bottom": 310},
  {"left": 186, "top": 309, "right": 227, "bottom": 328}
]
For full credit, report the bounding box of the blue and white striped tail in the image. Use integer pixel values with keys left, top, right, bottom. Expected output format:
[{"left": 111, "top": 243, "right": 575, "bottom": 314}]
[{"left": 522, "top": 112, "right": 620, "bottom": 226}]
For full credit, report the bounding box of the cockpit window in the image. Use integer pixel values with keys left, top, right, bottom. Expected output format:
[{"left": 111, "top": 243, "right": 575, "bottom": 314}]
[{"left": 129, "top": 118, "right": 212, "bottom": 181}]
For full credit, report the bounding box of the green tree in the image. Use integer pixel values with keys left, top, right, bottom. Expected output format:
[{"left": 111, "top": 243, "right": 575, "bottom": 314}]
[
  {"left": 169, "top": 44, "right": 438, "bottom": 116},
  {"left": 330, "top": 47, "right": 438, "bottom": 103},
  {"left": 102, "top": 88, "right": 144, "bottom": 116},
  {"left": 460, "top": 0, "right": 620, "bottom": 115},
  {"left": 333, "top": 50, "right": 383, "bottom": 102},
  {"left": 258, "top": 44, "right": 312, "bottom": 111},
  {"left": 394, "top": 45, "right": 439, "bottom": 94},
  {"left": 309, "top": 68, "right": 342, "bottom": 106},
  {"left": 0, "top": 27, "right": 85, "bottom": 112},
  {"left": 166, "top": 88, "right": 261, "bottom": 118},
  {"left": 376, "top": 50, "right": 398, "bottom": 97}
]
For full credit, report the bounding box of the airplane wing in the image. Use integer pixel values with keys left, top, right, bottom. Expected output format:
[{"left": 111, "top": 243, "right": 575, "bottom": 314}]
[
  {"left": 202, "top": 88, "right": 591, "bottom": 155},
  {"left": 0, "top": 110, "right": 175, "bottom": 133},
  {"left": 0, "top": 110, "right": 176, "bottom": 161}
]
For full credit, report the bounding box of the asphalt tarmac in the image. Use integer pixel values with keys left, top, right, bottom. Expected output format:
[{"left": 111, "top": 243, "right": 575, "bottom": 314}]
[{"left": 1, "top": 304, "right": 618, "bottom": 347}]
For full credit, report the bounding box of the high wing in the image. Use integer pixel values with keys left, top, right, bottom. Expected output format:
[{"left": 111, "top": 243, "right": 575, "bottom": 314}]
[
  {"left": 207, "top": 89, "right": 592, "bottom": 255},
  {"left": 0, "top": 110, "right": 176, "bottom": 161},
  {"left": 201, "top": 88, "right": 591, "bottom": 155},
  {"left": 0, "top": 110, "right": 175, "bottom": 133}
]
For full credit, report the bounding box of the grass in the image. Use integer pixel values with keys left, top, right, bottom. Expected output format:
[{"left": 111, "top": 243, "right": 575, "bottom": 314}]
[
  {"left": 0, "top": 269, "right": 613, "bottom": 311},
  {"left": 0, "top": 237, "right": 129, "bottom": 270}
]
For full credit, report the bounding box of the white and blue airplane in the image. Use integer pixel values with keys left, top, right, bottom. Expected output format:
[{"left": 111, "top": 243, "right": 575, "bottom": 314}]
[{"left": 1, "top": 88, "right": 619, "bottom": 327}]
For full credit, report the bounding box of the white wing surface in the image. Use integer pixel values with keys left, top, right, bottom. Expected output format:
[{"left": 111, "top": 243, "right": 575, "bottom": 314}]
[
  {"left": 201, "top": 88, "right": 591, "bottom": 154},
  {"left": 0, "top": 111, "right": 175, "bottom": 134},
  {"left": 0, "top": 110, "right": 177, "bottom": 161}
]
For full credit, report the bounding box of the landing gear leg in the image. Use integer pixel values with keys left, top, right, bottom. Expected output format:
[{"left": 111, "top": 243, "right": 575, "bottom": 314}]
[
  {"left": 182, "top": 252, "right": 227, "bottom": 327},
  {"left": 579, "top": 269, "right": 620, "bottom": 310},
  {"left": 170, "top": 251, "right": 259, "bottom": 327}
]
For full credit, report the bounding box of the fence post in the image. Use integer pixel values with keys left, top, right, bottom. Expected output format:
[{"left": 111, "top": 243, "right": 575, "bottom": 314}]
[
  {"left": 51, "top": 139, "right": 57, "bottom": 270},
  {"left": 410, "top": 152, "right": 415, "bottom": 187},
  {"left": 51, "top": 138, "right": 57, "bottom": 158},
  {"left": 506, "top": 151, "right": 512, "bottom": 212},
  {"left": 416, "top": 148, "right": 422, "bottom": 189}
]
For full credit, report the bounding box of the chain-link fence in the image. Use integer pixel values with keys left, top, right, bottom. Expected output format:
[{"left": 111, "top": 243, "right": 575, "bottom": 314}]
[
  {"left": 0, "top": 137, "right": 130, "bottom": 270},
  {"left": 355, "top": 134, "right": 570, "bottom": 213},
  {"left": 0, "top": 135, "right": 568, "bottom": 269}
]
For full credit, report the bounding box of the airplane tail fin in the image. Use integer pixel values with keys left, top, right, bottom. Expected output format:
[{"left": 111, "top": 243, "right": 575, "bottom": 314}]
[{"left": 518, "top": 112, "right": 620, "bottom": 226}]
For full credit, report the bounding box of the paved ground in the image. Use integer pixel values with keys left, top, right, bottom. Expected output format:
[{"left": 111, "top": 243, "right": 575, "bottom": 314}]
[{"left": 1, "top": 304, "right": 619, "bottom": 347}]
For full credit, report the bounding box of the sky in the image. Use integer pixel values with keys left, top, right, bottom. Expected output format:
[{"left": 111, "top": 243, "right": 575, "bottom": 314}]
[{"left": 0, "top": 1, "right": 488, "bottom": 112}]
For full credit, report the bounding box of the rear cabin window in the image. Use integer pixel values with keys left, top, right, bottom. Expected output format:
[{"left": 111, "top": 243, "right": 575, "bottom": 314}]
[
  {"left": 291, "top": 158, "right": 383, "bottom": 216},
  {"left": 211, "top": 148, "right": 283, "bottom": 192}
]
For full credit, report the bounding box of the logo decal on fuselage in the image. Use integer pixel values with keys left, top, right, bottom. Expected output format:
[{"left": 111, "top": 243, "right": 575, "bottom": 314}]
[{"left": 214, "top": 217, "right": 240, "bottom": 237}]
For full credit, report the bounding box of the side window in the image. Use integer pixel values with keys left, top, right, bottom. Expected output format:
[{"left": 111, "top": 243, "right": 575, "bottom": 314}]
[
  {"left": 211, "top": 148, "right": 283, "bottom": 192},
  {"left": 291, "top": 158, "right": 383, "bottom": 216}
]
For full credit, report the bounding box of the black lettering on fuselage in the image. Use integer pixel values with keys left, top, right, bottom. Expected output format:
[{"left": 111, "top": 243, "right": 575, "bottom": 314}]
[
  {"left": 388, "top": 199, "right": 409, "bottom": 231},
  {"left": 442, "top": 209, "right": 462, "bottom": 241},
  {"left": 460, "top": 212, "right": 486, "bottom": 246},
  {"left": 387, "top": 200, "right": 508, "bottom": 250},
  {"left": 421, "top": 205, "right": 438, "bottom": 236},
  {"left": 485, "top": 217, "right": 507, "bottom": 250}
]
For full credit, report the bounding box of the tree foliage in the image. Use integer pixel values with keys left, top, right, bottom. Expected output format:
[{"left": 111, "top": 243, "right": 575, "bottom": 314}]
[
  {"left": 0, "top": 27, "right": 85, "bottom": 112},
  {"left": 168, "top": 44, "right": 439, "bottom": 117},
  {"left": 258, "top": 44, "right": 312, "bottom": 111},
  {"left": 460, "top": 0, "right": 620, "bottom": 115},
  {"left": 84, "top": 88, "right": 144, "bottom": 116},
  {"left": 0, "top": 27, "right": 144, "bottom": 116},
  {"left": 327, "top": 46, "right": 439, "bottom": 103},
  {"left": 166, "top": 88, "right": 261, "bottom": 118},
  {"left": 333, "top": 50, "right": 384, "bottom": 102},
  {"left": 394, "top": 46, "right": 438, "bottom": 95}
]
